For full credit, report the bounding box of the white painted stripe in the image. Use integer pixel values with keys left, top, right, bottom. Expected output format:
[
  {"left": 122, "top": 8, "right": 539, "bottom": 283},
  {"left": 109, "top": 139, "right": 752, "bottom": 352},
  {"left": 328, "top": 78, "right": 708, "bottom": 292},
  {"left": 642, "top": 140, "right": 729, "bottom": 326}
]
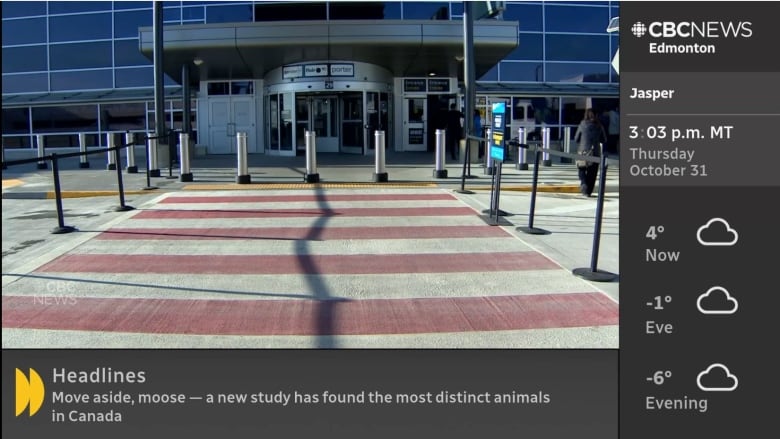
[
  {"left": 115, "top": 216, "right": 490, "bottom": 228},
  {"left": 70, "top": 237, "right": 531, "bottom": 256},
  {"left": 2, "top": 326, "right": 619, "bottom": 349},
  {"left": 6, "top": 271, "right": 593, "bottom": 301}
]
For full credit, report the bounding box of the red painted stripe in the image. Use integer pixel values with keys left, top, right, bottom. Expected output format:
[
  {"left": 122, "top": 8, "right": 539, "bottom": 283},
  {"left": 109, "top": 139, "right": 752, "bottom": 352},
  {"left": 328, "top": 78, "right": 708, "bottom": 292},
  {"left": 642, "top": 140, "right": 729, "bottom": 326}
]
[
  {"left": 161, "top": 193, "right": 457, "bottom": 203},
  {"left": 35, "top": 252, "right": 557, "bottom": 274},
  {"left": 133, "top": 207, "right": 475, "bottom": 219},
  {"left": 97, "top": 226, "right": 511, "bottom": 240},
  {"left": 2, "top": 293, "right": 618, "bottom": 336}
]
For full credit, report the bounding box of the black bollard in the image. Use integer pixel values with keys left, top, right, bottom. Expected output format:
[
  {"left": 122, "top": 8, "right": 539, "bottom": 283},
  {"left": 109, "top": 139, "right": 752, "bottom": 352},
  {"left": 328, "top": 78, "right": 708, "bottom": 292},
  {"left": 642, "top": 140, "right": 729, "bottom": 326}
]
[
  {"left": 573, "top": 153, "right": 617, "bottom": 282},
  {"left": 517, "top": 147, "right": 550, "bottom": 235},
  {"left": 114, "top": 144, "right": 135, "bottom": 212},
  {"left": 50, "top": 154, "right": 76, "bottom": 234}
]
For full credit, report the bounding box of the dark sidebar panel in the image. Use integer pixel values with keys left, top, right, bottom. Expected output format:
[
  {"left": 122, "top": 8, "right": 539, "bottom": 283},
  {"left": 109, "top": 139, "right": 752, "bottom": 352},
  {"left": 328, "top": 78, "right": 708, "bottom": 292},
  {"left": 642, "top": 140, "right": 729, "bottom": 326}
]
[{"left": 620, "top": 2, "right": 780, "bottom": 438}]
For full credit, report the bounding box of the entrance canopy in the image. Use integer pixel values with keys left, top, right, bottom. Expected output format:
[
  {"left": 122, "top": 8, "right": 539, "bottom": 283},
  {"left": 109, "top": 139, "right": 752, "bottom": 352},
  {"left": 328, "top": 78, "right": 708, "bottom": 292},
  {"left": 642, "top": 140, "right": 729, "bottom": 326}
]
[{"left": 139, "top": 20, "right": 518, "bottom": 83}]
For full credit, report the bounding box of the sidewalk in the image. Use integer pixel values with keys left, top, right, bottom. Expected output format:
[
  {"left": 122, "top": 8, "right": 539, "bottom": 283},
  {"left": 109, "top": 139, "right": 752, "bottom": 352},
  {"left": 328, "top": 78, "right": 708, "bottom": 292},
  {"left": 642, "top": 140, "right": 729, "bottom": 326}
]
[{"left": 3, "top": 151, "right": 619, "bottom": 348}]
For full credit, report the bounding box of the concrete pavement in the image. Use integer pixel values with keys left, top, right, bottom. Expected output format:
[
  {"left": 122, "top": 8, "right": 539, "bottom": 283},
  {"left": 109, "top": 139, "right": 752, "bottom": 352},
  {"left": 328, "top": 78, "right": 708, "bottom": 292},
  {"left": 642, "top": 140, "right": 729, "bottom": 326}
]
[{"left": 2, "top": 152, "right": 619, "bottom": 348}]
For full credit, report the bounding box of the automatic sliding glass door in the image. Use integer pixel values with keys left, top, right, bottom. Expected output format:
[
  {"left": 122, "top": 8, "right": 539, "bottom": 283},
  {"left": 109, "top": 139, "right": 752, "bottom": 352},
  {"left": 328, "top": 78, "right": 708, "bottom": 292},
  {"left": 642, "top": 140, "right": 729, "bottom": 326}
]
[{"left": 340, "top": 92, "right": 363, "bottom": 154}]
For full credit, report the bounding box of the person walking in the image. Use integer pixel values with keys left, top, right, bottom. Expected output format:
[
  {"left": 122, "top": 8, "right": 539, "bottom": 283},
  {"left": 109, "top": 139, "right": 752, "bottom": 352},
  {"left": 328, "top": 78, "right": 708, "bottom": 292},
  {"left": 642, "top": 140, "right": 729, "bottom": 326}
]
[
  {"left": 473, "top": 109, "right": 483, "bottom": 159},
  {"left": 573, "top": 108, "right": 606, "bottom": 197},
  {"left": 607, "top": 106, "right": 619, "bottom": 156},
  {"left": 446, "top": 103, "right": 463, "bottom": 161}
]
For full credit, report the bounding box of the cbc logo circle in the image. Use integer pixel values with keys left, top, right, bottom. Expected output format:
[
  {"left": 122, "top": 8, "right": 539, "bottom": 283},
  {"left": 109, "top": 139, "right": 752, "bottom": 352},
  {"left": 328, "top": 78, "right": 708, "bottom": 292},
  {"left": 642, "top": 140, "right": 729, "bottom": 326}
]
[{"left": 631, "top": 22, "right": 648, "bottom": 37}]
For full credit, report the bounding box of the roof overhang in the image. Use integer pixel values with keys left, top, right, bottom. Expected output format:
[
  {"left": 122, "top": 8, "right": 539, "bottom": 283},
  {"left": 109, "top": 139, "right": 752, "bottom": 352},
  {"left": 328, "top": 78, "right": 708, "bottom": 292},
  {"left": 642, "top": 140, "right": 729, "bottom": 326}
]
[
  {"left": 1, "top": 88, "right": 183, "bottom": 107},
  {"left": 139, "top": 19, "right": 519, "bottom": 83},
  {"left": 476, "top": 82, "right": 619, "bottom": 97}
]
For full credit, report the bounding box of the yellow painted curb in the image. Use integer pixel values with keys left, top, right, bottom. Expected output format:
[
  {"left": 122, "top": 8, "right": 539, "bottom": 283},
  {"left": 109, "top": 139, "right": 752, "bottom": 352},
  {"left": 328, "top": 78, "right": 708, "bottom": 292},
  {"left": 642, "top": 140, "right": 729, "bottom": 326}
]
[
  {"left": 468, "top": 185, "right": 581, "bottom": 193},
  {"left": 2, "top": 179, "right": 24, "bottom": 189},
  {"left": 45, "top": 189, "right": 158, "bottom": 199},
  {"left": 183, "top": 182, "right": 437, "bottom": 190}
]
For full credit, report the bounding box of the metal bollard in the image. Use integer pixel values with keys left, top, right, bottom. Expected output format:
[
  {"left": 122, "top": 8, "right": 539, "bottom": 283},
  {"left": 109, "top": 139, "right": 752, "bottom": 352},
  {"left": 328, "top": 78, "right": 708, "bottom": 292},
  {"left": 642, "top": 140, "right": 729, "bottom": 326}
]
[
  {"left": 125, "top": 131, "right": 137, "bottom": 173},
  {"left": 562, "top": 126, "right": 573, "bottom": 164},
  {"left": 236, "top": 132, "right": 250, "bottom": 184},
  {"left": 433, "top": 129, "right": 447, "bottom": 178},
  {"left": 304, "top": 130, "right": 319, "bottom": 183},
  {"left": 106, "top": 132, "right": 117, "bottom": 170},
  {"left": 484, "top": 127, "right": 495, "bottom": 175},
  {"left": 36, "top": 134, "right": 47, "bottom": 169},
  {"left": 178, "top": 132, "right": 193, "bottom": 182},
  {"left": 516, "top": 127, "right": 528, "bottom": 170},
  {"left": 542, "top": 127, "right": 551, "bottom": 167},
  {"left": 148, "top": 134, "right": 160, "bottom": 177},
  {"left": 78, "top": 133, "right": 90, "bottom": 168},
  {"left": 373, "top": 130, "right": 388, "bottom": 182}
]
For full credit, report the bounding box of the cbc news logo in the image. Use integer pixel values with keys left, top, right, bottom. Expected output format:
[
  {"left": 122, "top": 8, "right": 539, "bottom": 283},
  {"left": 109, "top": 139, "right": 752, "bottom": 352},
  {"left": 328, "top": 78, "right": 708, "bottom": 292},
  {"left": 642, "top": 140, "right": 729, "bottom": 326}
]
[
  {"left": 631, "top": 22, "right": 648, "bottom": 37},
  {"left": 16, "top": 368, "right": 45, "bottom": 417}
]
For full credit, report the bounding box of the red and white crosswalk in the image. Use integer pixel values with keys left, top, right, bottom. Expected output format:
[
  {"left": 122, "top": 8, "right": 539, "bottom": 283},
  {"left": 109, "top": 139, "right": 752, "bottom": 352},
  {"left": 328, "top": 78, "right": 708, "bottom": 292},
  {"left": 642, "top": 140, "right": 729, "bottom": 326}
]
[{"left": 2, "top": 188, "right": 618, "bottom": 347}]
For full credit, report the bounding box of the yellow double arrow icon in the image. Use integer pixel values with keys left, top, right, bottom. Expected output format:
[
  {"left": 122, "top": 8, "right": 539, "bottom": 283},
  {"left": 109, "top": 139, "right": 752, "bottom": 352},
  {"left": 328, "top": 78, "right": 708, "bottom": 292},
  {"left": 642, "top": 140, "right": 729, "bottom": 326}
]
[{"left": 16, "top": 368, "right": 45, "bottom": 417}]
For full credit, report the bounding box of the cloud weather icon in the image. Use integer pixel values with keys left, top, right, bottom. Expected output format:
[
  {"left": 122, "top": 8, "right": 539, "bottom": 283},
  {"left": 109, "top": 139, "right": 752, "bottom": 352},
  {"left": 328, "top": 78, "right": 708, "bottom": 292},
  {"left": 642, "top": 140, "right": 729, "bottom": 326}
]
[
  {"left": 697, "top": 286, "right": 739, "bottom": 315},
  {"left": 696, "top": 218, "right": 738, "bottom": 246},
  {"left": 697, "top": 363, "right": 739, "bottom": 392}
]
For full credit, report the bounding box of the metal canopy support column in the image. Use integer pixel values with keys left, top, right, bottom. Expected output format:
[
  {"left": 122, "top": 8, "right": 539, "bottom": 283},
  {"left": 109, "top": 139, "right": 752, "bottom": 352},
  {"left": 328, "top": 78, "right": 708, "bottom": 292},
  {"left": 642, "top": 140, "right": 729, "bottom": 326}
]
[{"left": 153, "top": 1, "right": 166, "bottom": 144}]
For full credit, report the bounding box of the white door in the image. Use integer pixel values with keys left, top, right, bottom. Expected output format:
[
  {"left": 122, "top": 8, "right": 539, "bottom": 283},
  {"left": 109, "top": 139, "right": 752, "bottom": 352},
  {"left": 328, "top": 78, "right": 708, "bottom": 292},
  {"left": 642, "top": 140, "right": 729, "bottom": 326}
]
[
  {"left": 207, "top": 97, "right": 255, "bottom": 154},
  {"left": 403, "top": 97, "right": 426, "bottom": 151}
]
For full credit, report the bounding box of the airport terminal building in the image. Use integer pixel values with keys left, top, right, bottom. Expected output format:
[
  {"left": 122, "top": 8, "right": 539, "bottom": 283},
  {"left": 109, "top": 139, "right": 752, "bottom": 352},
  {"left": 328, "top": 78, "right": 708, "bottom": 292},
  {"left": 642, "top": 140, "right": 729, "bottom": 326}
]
[{"left": 2, "top": 1, "right": 619, "bottom": 157}]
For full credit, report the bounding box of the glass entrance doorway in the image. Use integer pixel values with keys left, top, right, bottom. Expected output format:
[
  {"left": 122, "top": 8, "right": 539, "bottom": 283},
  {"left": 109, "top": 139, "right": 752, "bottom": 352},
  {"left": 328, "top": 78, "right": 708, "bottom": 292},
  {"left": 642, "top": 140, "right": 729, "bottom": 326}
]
[{"left": 296, "top": 95, "right": 338, "bottom": 153}]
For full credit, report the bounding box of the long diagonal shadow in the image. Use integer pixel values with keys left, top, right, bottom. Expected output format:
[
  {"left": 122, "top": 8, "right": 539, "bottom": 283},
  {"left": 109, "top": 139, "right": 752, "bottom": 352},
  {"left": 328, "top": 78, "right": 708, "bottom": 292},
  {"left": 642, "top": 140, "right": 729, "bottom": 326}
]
[{"left": 296, "top": 190, "right": 339, "bottom": 348}]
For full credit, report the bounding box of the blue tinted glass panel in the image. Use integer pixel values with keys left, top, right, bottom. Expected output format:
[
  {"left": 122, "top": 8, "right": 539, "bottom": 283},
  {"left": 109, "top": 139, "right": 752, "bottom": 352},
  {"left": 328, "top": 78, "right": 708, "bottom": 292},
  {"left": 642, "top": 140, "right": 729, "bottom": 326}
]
[
  {"left": 114, "top": 2, "right": 153, "bottom": 10},
  {"left": 115, "top": 67, "right": 154, "bottom": 87},
  {"left": 115, "top": 10, "right": 153, "bottom": 38},
  {"left": 558, "top": 1, "right": 608, "bottom": 5},
  {"left": 402, "top": 2, "right": 448, "bottom": 20},
  {"left": 164, "top": 73, "right": 178, "bottom": 86},
  {"left": 2, "top": 46, "right": 47, "bottom": 73},
  {"left": 545, "top": 62, "right": 610, "bottom": 83},
  {"left": 206, "top": 4, "right": 253, "bottom": 23},
  {"left": 499, "top": 62, "right": 542, "bottom": 82},
  {"left": 2, "top": 108, "right": 31, "bottom": 135},
  {"left": 115, "top": 40, "right": 151, "bottom": 67},
  {"left": 32, "top": 105, "right": 99, "bottom": 133},
  {"left": 51, "top": 70, "right": 113, "bottom": 91},
  {"left": 611, "top": 35, "right": 619, "bottom": 57},
  {"left": 503, "top": 3, "right": 542, "bottom": 32},
  {"left": 2, "top": 1, "right": 47, "bottom": 18},
  {"left": 163, "top": 7, "right": 181, "bottom": 22},
  {"left": 50, "top": 42, "right": 112, "bottom": 70},
  {"left": 2, "top": 73, "right": 48, "bottom": 93},
  {"left": 450, "top": 3, "right": 463, "bottom": 16},
  {"left": 505, "top": 33, "right": 543, "bottom": 60},
  {"left": 49, "top": 1, "right": 112, "bottom": 14},
  {"left": 478, "top": 64, "right": 499, "bottom": 82},
  {"left": 545, "top": 5, "right": 610, "bottom": 33},
  {"left": 611, "top": 6, "right": 619, "bottom": 19},
  {"left": 50, "top": 13, "right": 112, "bottom": 42},
  {"left": 546, "top": 34, "right": 609, "bottom": 62},
  {"left": 2, "top": 17, "right": 46, "bottom": 45},
  {"left": 382, "top": 2, "right": 401, "bottom": 19},
  {"left": 182, "top": 6, "right": 205, "bottom": 20}
]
